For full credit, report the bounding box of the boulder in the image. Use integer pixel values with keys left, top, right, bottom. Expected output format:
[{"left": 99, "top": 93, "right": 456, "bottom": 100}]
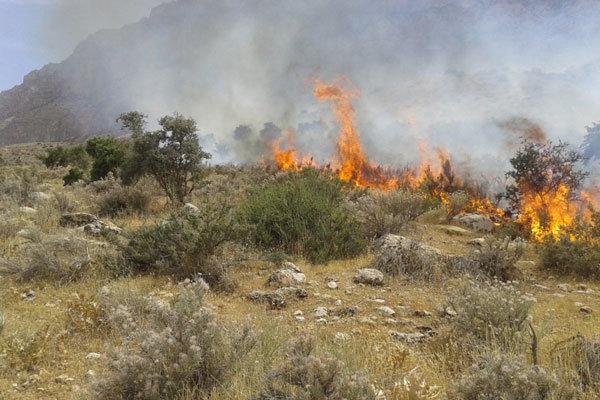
[
  {"left": 60, "top": 212, "right": 99, "bottom": 227},
  {"left": 353, "top": 268, "right": 384, "bottom": 286},
  {"left": 267, "top": 263, "right": 306, "bottom": 288},
  {"left": 452, "top": 213, "right": 494, "bottom": 232},
  {"left": 82, "top": 220, "right": 122, "bottom": 236}
]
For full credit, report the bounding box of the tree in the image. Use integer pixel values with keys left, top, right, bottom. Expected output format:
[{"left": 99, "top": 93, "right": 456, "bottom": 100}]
[
  {"left": 504, "top": 140, "right": 588, "bottom": 214},
  {"left": 41, "top": 145, "right": 90, "bottom": 170},
  {"left": 117, "top": 112, "right": 211, "bottom": 203},
  {"left": 85, "top": 136, "right": 127, "bottom": 181},
  {"left": 583, "top": 122, "right": 600, "bottom": 162}
]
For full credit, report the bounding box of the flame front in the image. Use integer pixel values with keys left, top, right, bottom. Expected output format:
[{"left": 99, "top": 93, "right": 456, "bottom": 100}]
[{"left": 271, "top": 79, "right": 398, "bottom": 190}]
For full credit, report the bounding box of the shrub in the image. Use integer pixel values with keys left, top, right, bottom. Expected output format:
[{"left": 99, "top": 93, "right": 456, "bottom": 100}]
[
  {"left": 41, "top": 144, "right": 89, "bottom": 169},
  {"left": 0, "top": 166, "right": 38, "bottom": 205},
  {"left": 553, "top": 335, "right": 600, "bottom": 392},
  {"left": 464, "top": 237, "right": 525, "bottom": 280},
  {"left": 255, "top": 335, "right": 377, "bottom": 400},
  {"left": 118, "top": 112, "right": 211, "bottom": 203},
  {"left": 0, "top": 308, "right": 4, "bottom": 336},
  {"left": 446, "top": 191, "right": 469, "bottom": 219},
  {"left": 350, "top": 189, "right": 435, "bottom": 239},
  {"left": 0, "top": 327, "right": 52, "bottom": 373},
  {"left": 63, "top": 167, "right": 85, "bottom": 186},
  {"left": 0, "top": 236, "right": 91, "bottom": 286},
  {"left": 91, "top": 279, "right": 255, "bottom": 400},
  {"left": 239, "top": 169, "right": 367, "bottom": 263},
  {"left": 452, "top": 353, "right": 560, "bottom": 400},
  {"left": 539, "top": 237, "right": 600, "bottom": 278},
  {"left": 122, "top": 202, "right": 239, "bottom": 289},
  {"left": 86, "top": 136, "right": 128, "bottom": 181},
  {"left": 448, "top": 280, "right": 533, "bottom": 346},
  {"left": 98, "top": 186, "right": 151, "bottom": 217}
]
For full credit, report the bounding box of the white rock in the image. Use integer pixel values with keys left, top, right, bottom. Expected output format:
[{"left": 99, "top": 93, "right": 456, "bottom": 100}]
[
  {"left": 376, "top": 306, "right": 396, "bottom": 317},
  {"left": 314, "top": 307, "right": 328, "bottom": 318},
  {"left": 85, "top": 353, "right": 102, "bottom": 360},
  {"left": 327, "top": 281, "right": 338, "bottom": 290},
  {"left": 353, "top": 268, "right": 384, "bottom": 286},
  {"left": 334, "top": 332, "right": 350, "bottom": 342}
]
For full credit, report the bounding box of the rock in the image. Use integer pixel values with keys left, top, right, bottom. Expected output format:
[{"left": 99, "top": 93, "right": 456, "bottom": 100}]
[
  {"left": 21, "top": 290, "right": 35, "bottom": 302},
  {"left": 85, "top": 353, "right": 102, "bottom": 360},
  {"left": 182, "top": 203, "right": 200, "bottom": 213},
  {"left": 31, "top": 192, "right": 51, "bottom": 202},
  {"left": 327, "top": 281, "right": 338, "bottom": 290},
  {"left": 333, "top": 306, "right": 359, "bottom": 317},
  {"left": 60, "top": 212, "right": 99, "bottom": 227},
  {"left": 558, "top": 283, "right": 571, "bottom": 292},
  {"left": 576, "top": 283, "right": 588, "bottom": 291},
  {"left": 19, "top": 206, "right": 37, "bottom": 214},
  {"left": 580, "top": 306, "right": 593, "bottom": 315},
  {"left": 442, "top": 306, "right": 457, "bottom": 317},
  {"left": 390, "top": 331, "right": 429, "bottom": 343},
  {"left": 267, "top": 264, "right": 306, "bottom": 288},
  {"left": 533, "top": 284, "right": 550, "bottom": 291},
  {"left": 274, "top": 287, "right": 308, "bottom": 300},
  {"left": 439, "top": 225, "right": 471, "bottom": 236},
  {"left": 334, "top": 332, "right": 350, "bottom": 342},
  {"left": 414, "top": 310, "right": 432, "bottom": 318},
  {"left": 293, "top": 310, "right": 304, "bottom": 317},
  {"left": 468, "top": 238, "right": 486, "bottom": 246},
  {"left": 353, "top": 268, "right": 384, "bottom": 286},
  {"left": 83, "top": 220, "right": 122, "bottom": 236},
  {"left": 371, "top": 234, "right": 446, "bottom": 276},
  {"left": 452, "top": 213, "right": 494, "bottom": 232},
  {"left": 314, "top": 307, "right": 328, "bottom": 318},
  {"left": 376, "top": 306, "right": 396, "bottom": 317},
  {"left": 248, "top": 287, "right": 306, "bottom": 309},
  {"left": 334, "top": 299, "right": 343, "bottom": 306},
  {"left": 369, "top": 298, "right": 386, "bottom": 304},
  {"left": 54, "top": 375, "right": 75, "bottom": 385},
  {"left": 316, "top": 318, "right": 328, "bottom": 324},
  {"left": 295, "top": 315, "right": 305, "bottom": 322}
]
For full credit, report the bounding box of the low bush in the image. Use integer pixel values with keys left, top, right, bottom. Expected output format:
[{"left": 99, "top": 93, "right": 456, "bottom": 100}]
[
  {"left": 0, "top": 308, "right": 4, "bottom": 336},
  {"left": 41, "top": 144, "right": 89, "bottom": 170},
  {"left": 465, "top": 237, "right": 525, "bottom": 280},
  {"left": 452, "top": 353, "right": 562, "bottom": 400},
  {"left": 0, "top": 166, "right": 39, "bottom": 205},
  {"left": 350, "top": 189, "right": 436, "bottom": 239},
  {"left": 539, "top": 237, "right": 600, "bottom": 278},
  {"left": 255, "top": 335, "right": 377, "bottom": 400},
  {"left": 122, "top": 202, "right": 240, "bottom": 289},
  {"left": 553, "top": 335, "right": 600, "bottom": 393},
  {"left": 63, "top": 167, "right": 85, "bottom": 186},
  {"left": 91, "top": 279, "right": 255, "bottom": 400},
  {"left": 448, "top": 280, "right": 533, "bottom": 347},
  {"left": 98, "top": 186, "right": 151, "bottom": 217},
  {"left": 0, "top": 236, "right": 91, "bottom": 286},
  {"left": 0, "top": 327, "right": 52, "bottom": 373},
  {"left": 239, "top": 169, "right": 367, "bottom": 263}
]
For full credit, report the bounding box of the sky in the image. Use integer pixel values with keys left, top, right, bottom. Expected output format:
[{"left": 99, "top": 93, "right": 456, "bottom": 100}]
[{"left": 0, "top": 0, "right": 164, "bottom": 91}]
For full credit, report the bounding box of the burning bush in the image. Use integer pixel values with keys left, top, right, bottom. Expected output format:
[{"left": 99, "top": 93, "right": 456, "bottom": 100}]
[
  {"left": 504, "top": 140, "right": 588, "bottom": 241},
  {"left": 239, "top": 169, "right": 366, "bottom": 264}
]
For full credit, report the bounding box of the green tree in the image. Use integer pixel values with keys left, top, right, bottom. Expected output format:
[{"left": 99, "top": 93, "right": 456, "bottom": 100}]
[
  {"left": 41, "top": 145, "right": 89, "bottom": 170},
  {"left": 117, "top": 112, "right": 211, "bottom": 203},
  {"left": 85, "top": 136, "right": 127, "bottom": 181}
]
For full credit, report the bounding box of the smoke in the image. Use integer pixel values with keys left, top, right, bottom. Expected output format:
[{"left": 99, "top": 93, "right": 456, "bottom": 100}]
[
  {"left": 35, "top": 0, "right": 600, "bottom": 174},
  {"left": 497, "top": 117, "right": 548, "bottom": 149}
]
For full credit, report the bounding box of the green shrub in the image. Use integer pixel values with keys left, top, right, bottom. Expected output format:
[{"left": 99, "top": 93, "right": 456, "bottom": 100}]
[
  {"left": 350, "top": 189, "right": 436, "bottom": 239},
  {"left": 239, "top": 169, "right": 367, "bottom": 263},
  {"left": 122, "top": 203, "right": 239, "bottom": 289},
  {"left": 86, "top": 136, "right": 127, "bottom": 181},
  {"left": 41, "top": 145, "right": 89, "bottom": 169},
  {"left": 448, "top": 280, "right": 533, "bottom": 347},
  {"left": 539, "top": 237, "right": 600, "bottom": 278},
  {"left": 453, "top": 353, "right": 562, "bottom": 400},
  {"left": 63, "top": 167, "right": 85, "bottom": 186},
  {"left": 98, "top": 186, "right": 151, "bottom": 217},
  {"left": 92, "top": 280, "right": 255, "bottom": 400},
  {"left": 255, "top": 335, "right": 376, "bottom": 400}
]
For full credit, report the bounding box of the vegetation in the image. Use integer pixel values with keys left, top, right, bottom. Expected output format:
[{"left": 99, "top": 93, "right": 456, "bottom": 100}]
[
  {"left": 118, "top": 112, "right": 211, "bottom": 203},
  {"left": 97, "top": 185, "right": 151, "bottom": 217},
  {"left": 239, "top": 169, "right": 367, "bottom": 263},
  {"left": 41, "top": 145, "right": 89, "bottom": 170},
  {"left": 583, "top": 122, "right": 600, "bottom": 162},
  {"left": 85, "top": 136, "right": 128, "bottom": 181},
  {"left": 465, "top": 237, "right": 525, "bottom": 280}
]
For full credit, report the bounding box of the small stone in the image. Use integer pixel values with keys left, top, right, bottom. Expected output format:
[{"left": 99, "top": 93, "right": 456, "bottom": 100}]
[
  {"left": 414, "top": 310, "right": 432, "bottom": 318},
  {"left": 295, "top": 315, "right": 305, "bottom": 322},
  {"left": 575, "top": 302, "right": 584, "bottom": 308},
  {"left": 54, "top": 375, "right": 74, "bottom": 385},
  {"left": 443, "top": 307, "right": 457, "bottom": 317},
  {"left": 334, "top": 332, "right": 350, "bottom": 342},
  {"left": 390, "top": 331, "right": 428, "bottom": 343},
  {"left": 21, "top": 290, "right": 35, "bottom": 302},
  {"left": 314, "top": 307, "right": 328, "bottom": 318},
  {"left": 376, "top": 306, "right": 396, "bottom": 317},
  {"left": 85, "top": 353, "right": 102, "bottom": 360},
  {"left": 267, "top": 266, "right": 306, "bottom": 288},
  {"left": 353, "top": 268, "right": 384, "bottom": 286},
  {"left": 182, "top": 203, "right": 200, "bottom": 213},
  {"left": 60, "top": 212, "right": 99, "bottom": 227},
  {"left": 533, "top": 284, "right": 550, "bottom": 291},
  {"left": 580, "top": 306, "right": 593, "bottom": 315},
  {"left": 467, "top": 238, "right": 486, "bottom": 246},
  {"left": 327, "top": 281, "right": 338, "bottom": 290},
  {"left": 370, "top": 298, "right": 386, "bottom": 304},
  {"left": 558, "top": 283, "right": 570, "bottom": 292},
  {"left": 19, "top": 206, "right": 37, "bottom": 214},
  {"left": 334, "top": 299, "right": 343, "bottom": 306},
  {"left": 316, "top": 318, "right": 328, "bottom": 324},
  {"left": 293, "top": 310, "right": 304, "bottom": 317}
]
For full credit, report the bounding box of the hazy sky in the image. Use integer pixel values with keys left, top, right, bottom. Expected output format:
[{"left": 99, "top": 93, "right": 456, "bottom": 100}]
[{"left": 0, "top": 0, "right": 165, "bottom": 90}]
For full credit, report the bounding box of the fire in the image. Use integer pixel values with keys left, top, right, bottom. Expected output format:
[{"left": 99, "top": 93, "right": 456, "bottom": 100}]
[
  {"left": 517, "top": 183, "right": 578, "bottom": 241},
  {"left": 271, "top": 79, "right": 398, "bottom": 190}
]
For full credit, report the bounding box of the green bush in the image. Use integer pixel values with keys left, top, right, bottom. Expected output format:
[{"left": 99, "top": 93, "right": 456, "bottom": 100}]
[
  {"left": 41, "top": 145, "right": 89, "bottom": 170},
  {"left": 122, "top": 203, "right": 239, "bottom": 289},
  {"left": 239, "top": 169, "right": 366, "bottom": 264},
  {"left": 92, "top": 280, "right": 255, "bottom": 400},
  {"left": 98, "top": 186, "right": 151, "bottom": 217},
  {"left": 63, "top": 167, "right": 85, "bottom": 186},
  {"left": 539, "top": 237, "right": 600, "bottom": 278},
  {"left": 86, "top": 136, "right": 127, "bottom": 181}
]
